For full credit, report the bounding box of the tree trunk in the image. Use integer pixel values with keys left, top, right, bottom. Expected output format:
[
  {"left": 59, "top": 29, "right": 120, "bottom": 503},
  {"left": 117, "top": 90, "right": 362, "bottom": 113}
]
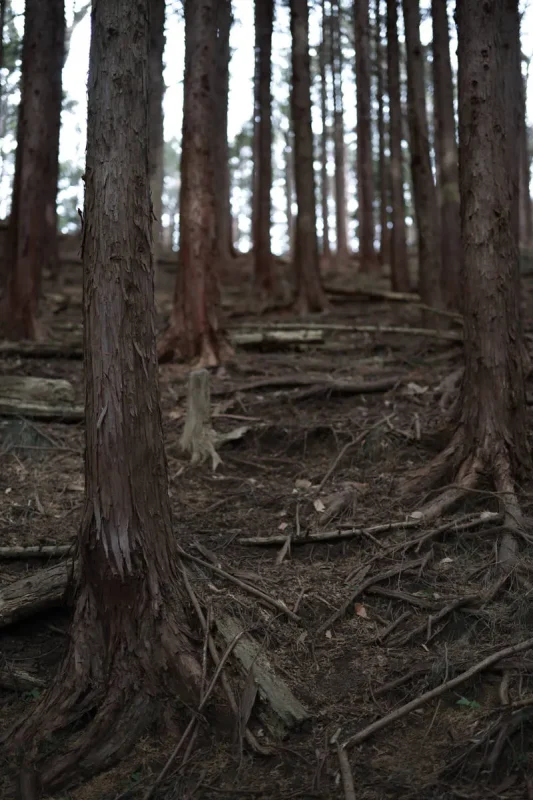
[
  {"left": 354, "top": 0, "right": 376, "bottom": 270},
  {"left": 402, "top": 0, "right": 442, "bottom": 308},
  {"left": 519, "top": 70, "right": 533, "bottom": 251},
  {"left": 319, "top": 2, "right": 331, "bottom": 266},
  {"left": 148, "top": 0, "right": 166, "bottom": 266},
  {"left": 431, "top": 0, "right": 461, "bottom": 309},
  {"left": 1, "top": 0, "right": 64, "bottom": 340},
  {"left": 386, "top": 0, "right": 410, "bottom": 292},
  {"left": 159, "top": 0, "right": 230, "bottom": 366},
  {"left": 0, "top": 0, "right": 5, "bottom": 105},
  {"left": 402, "top": 0, "right": 529, "bottom": 526},
  {"left": 375, "top": 0, "right": 390, "bottom": 270},
  {"left": 290, "top": 0, "right": 328, "bottom": 312},
  {"left": 331, "top": 0, "right": 348, "bottom": 269},
  {"left": 285, "top": 128, "right": 295, "bottom": 258},
  {"left": 213, "top": 0, "right": 233, "bottom": 265},
  {"left": 252, "top": 0, "right": 276, "bottom": 298},
  {"left": 10, "top": 0, "right": 200, "bottom": 789}
]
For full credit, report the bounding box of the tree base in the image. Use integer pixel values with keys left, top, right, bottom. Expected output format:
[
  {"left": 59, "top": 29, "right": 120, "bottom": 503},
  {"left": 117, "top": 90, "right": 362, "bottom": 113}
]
[{"left": 158, "top": 326, "right": 234, "bottom": 368}]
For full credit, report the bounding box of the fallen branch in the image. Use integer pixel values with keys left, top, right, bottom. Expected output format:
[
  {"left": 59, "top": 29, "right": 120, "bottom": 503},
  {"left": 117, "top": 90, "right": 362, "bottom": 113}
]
[
  {"left": 390, "top": 594, "right": 479, "bottom": 647},
  {"left": 233, "top": 329, "right": 323, "bottom": 346},
  {"left": 315, "top": 556, "right": 428, "bottom": 637},
  {"left": 238, "top": 519, "right": 422, "bottom": 548},
  {"left": 323, "top": 286, "right": 420, "bottom": 303},
  {"left": 216, "top": 614, "right": 310, "bottom": 737},
  {"left": 0, "top": 666, "right": 46, "bottom": 692},
  {"left": 343, "top": 636, "right": 533, "bottom": 750},
  {"left": 231, "top": 322, "right": 461, "bottom": 343},
  {"left": 0, "top": 544, "right": 72, "bottom": 560},
  {"left": 216, "top": 374, "right": 401, "bottom": 397},
  {"left": 336, "top": 741, "right": 356, "bottom": 800},
  {"left": 0, "top": 561, "right": 71, "bottom": 629}
]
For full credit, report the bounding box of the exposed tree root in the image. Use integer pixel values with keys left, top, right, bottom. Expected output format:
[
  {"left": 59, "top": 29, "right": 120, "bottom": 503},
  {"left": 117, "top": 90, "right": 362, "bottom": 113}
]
[{"left": 7, "top": 585, "right": 201, "bottom": 793}]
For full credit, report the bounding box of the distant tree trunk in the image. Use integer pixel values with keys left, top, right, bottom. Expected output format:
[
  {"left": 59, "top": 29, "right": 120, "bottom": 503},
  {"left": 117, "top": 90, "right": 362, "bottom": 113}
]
[
  {"left": 214, "top": 0, "right": 233, "bottom": 264},
  {"left": 290, "top": 0, "right": 328, "bottom": 311},
  {"left": 431, "top": 0, "right": 461, "bottom": 308},
  {"left": 386, "top": 0, "right": 410, "bottom": 291},
  {"left": 402, "top": 0, "right": 529, "bottom": 527},
  {"left": 11, "top": 0, "right": 200, "bottom": 788},
  {"left": 285, "top": 128, "right": 295, "bottom": 257},
  {"left": 402, "top": 0, "right": 442, "bottom": 308},
  {"left": 0, "top": 0, "right": 65, "bottom": 340},
  {"left": 148, "top": 0, "right": 166, "bottom": 265},
  {"left": 354, "top": 0, "right": 376, "bottom": 270},
  {"left": 330, "top": 0, "right": 348, "bottom": 268},
  {"left": 519, "top": 70, "right": 533, "bottom": 250},
  {"left": 159, "top": 0, "right": 230, "bottom": 365},
  {"left": 375, "top": 0, "right": 390, "bottom": 269},
  {"left": 252, "top": 0, "right": 276, "bottom": 298},
  {"left": 319, "top": 5, "right": 331, "bottom": 265},
  {"left": 0, "top": 0, "right": 5, "bottom": 103}
]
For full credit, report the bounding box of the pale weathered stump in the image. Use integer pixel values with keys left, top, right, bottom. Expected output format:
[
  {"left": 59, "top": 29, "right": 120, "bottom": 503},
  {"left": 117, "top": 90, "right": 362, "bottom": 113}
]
[{"left": 180, "top": 368, "right": 221, "bottom": 470}]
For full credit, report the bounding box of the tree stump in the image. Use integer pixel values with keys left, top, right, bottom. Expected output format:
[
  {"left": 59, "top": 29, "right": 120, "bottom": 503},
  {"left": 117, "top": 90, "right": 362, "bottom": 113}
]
[{"left": 180, "top": 368, "right": 221, "bottom": 470}]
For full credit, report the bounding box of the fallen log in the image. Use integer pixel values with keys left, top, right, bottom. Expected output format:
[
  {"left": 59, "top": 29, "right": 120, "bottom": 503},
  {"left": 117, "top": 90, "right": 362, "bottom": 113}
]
[
  {"left": 0, "top": 375, "right": 83, "bottom": 421},
  {"left": 216, "top": 614, "right": 311, "bottom": 739},
  {"left": 324, "top": 285, "right": 419, "bottom": 302},
  {"left": 0, "top": 561, "right": 71, "bottom": 629},
  {"left": 214, "top": 375, "right": 401, "bottom": 396},
  {"left": 0, "top": 666, "right": 46, "bottom": 692},
  {"left": 231, "top": 323, "right": 462, "bottom": 343}
]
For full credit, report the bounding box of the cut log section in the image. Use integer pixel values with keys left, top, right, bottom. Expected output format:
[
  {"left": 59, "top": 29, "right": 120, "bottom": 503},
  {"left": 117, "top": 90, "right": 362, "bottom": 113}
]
[
  {"left": 216, "top": 614, "right": 311, "bottom": 739},
  {"left": 0, "top": 376, "right": 83, "bottom": 422},
  {"left": 0, "top": 561, "right": 71, "bottom": 629}
]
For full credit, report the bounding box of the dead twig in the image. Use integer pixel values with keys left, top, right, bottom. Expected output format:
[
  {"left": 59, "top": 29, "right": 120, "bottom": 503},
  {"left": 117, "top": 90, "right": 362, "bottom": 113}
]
[
  {"left": 343, "top": 636, "right": 533, "bottom": 750},
  {"left": 371, "top": 610, "right": 412, "bottom": 644},
  {"left": 336, "top": 741, "right": 356, "bottom": 800},
  {"left": 315, "top": 556, "right": 428, "bottom": 637},
  {"left": 391, "top": 594, "right": 479, "bottom": 647}
]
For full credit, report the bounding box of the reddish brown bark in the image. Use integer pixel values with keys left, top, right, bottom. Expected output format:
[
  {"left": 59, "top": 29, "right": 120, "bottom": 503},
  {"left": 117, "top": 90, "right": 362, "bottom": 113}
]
[
  {"left": 252, "top": 0, "right": 276, "bottom": 298},
  {"left": 330, "top": 0, "right": 348, "bottom": 268},
  {"left": 10, "top": 0, "right": 200, "bottom": 789},
  {"left": 285, "top": 128, "right": 295, "bottom": 257},
  {"left": 375, "top": 0, "right": 390, "bottom": 270},
  {"left": 214, "top": 0, "right": 233, "bottom": 265},
  {"left": 148, "top": 0, "right": 166, "bottom": 263},
  {"left": 354, "top": 0, "right": 376, "bottom": 270},
  {"left": 319, "top": 1, "right": 331, "bottom": 265},
  {"left": 402, "top": 0, "right": 442, "bottom": 307},
  {"left": 386, "top": 0, "right": 410, "bottom": 292},
  {"left": 290, "top": 0, "right": 328, "bottom": 312},
  {"left": 402, "top": 0, "right": 529, "bottom": 523},
  {"left": 1, "top": 0, "right": 64, "bottom": 340},
  {"left": 431, "top": 0, "right": 461, "bottom": 308},
  {"left": 159, "top": 0, "right": 230, "bottom": 365}
]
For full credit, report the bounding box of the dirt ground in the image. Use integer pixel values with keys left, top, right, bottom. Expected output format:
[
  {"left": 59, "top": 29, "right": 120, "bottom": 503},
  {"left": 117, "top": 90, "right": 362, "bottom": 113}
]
[{"left": 2, "top": 253, "right": 533, "bottom": 800}]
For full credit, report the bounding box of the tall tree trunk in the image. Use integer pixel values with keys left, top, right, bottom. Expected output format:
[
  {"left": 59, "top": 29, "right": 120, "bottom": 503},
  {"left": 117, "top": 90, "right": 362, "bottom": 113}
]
[
  {"left": 319, "top": 2, "right": 331, "bottom": 265},
  {"left": 431, "top": 0, "right": 461, "bottom": 308},
  {"left": 331, "top": 0, "right": 348, "bottom": 268},
  {"left": 290, "top": 0, "right": 328, "bottom": 311},
  {"left": 148, "top": 0, "right": 166, "bottom": 266},
  {"left": 375, "top": 0, "right": 390, "bottom": 270},
  {"left": 0, "top": 0, "right": 64, "bottom": 340},
  {"left": 402, "top": 0, "right": 442, "bottom": 308},
  {"left": 402, "top": 0, "right": 529, "bottom": 527},
  {"left": 386, "top": 0, "right": 410, "bottom": 291},
  {"left": 10, "top": 0, "right": 200, "bottom": 788},
  {"left": 354, "top": 0, "right": 376, "bottom": 270},
  {"left": 159, "top": 0, "right": 230, "bottom": 366},
  {"left": 0, "top": 0, "right": 5, "bottom": 105},
  {"left": 519, "top": 69, "right": 533, "bottom": 250},
  {"left": 252, "top": 0, "right": 276, "bottom": 298},
  {"left": 285, "top": 127, "right": 295, "bottom": 258},
  {"left": 214, "top": 0, "right": 233, "bottom": 264}
]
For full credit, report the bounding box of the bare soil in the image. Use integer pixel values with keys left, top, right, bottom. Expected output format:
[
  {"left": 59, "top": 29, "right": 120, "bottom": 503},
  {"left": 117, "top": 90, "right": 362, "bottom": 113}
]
[{"left": 2, "top": 253, "right": 533, "bottom": 800}]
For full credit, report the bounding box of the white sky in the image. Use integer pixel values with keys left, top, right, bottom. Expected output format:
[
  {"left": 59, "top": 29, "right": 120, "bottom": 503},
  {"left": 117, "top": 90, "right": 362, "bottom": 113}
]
[{"left": 6, "top": 0, "right": 533, "bottom": 250}]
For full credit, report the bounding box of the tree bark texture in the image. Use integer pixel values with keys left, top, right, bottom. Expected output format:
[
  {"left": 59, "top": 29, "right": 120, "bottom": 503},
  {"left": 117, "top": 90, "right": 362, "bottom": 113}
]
[
  {"left": 319, "top": 3, "right": 331, "bottom": 264},
  {"left": 1, "top": 0, "right": 64, "bottom": 339},
  {"left": 402, "top": 0, "right": 442, "bottom": 307},
  {"left": 518, "top": 70, "right": 533, "bottom": 250},
  {"left": 386, "top": 0, "right": 410, "bottom": 292},
  {"left": 11, "top": 0, "right": 200, "bottom": 789},
  {"left": 285, "top": 128, "right": 295, "bottom": 257},
  {"left": 354, "top": 0, "right": 375, "bottom": 269},
  {"left": 252, "top": 0, "right": 276, "bottom": 296},
  {"left": 431, "top": 0, "right": 461, "bottom": 308},
  {"left": 148, "top": 0, "right": 166, "bottom": 263},
  {"left": 159, "top": 0, "right": 229, "bottom": 365},
  {"left": 213, "top": 0, "right": 233, "bottom": 265},
  {"left": 290, "top": 0, "right": 327, "bottom": 311},
  {"left": 375, "top": 0, "right": 390, "bottom": 269},
  {"left": 331, "top": 0, "right": 348, "bottom": 267}
]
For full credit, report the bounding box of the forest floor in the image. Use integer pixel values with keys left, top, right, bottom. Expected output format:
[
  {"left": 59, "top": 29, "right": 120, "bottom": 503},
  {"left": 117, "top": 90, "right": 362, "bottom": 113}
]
[{"left": 2, "top": 253, "right": 533, "bottom": 800}]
